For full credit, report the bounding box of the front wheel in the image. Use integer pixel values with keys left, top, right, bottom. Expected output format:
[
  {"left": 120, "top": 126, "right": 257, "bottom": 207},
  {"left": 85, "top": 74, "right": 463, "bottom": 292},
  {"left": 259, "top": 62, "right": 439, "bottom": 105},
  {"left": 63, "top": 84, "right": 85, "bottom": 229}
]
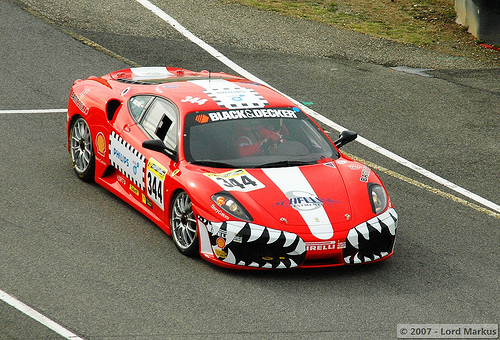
[
  {"left": 170, "top": 191, "right": 199, "bottom": 256},
  {"left": 69, "top": 117, "right": 95, "bottom": 182}
]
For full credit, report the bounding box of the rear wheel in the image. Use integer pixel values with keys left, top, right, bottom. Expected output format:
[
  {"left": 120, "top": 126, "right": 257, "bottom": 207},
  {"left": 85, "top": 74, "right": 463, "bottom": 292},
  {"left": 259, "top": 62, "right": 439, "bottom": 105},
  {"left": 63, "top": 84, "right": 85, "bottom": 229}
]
[
  {"left": 171, "top": 191, "right": 198, "bottom": 256},
  {"left": 69, "top": 117, "right": 95, "bottom": 182}
]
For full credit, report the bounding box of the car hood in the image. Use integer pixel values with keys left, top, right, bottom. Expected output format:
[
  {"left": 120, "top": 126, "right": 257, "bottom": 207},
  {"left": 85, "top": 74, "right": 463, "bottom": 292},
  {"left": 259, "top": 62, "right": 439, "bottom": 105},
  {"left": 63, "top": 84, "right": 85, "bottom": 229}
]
[
  {"left": 190, "top": 159, "right": 379, "bottom": 240},
  {"left": 243, "top": 163, "right": 354, "bottom": 239}
]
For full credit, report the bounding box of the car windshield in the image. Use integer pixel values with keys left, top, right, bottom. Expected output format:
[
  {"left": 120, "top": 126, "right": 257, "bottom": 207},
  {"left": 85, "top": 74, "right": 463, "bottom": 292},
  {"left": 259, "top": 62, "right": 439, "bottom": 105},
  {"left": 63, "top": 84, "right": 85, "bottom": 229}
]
[{"left": 184, "top": 107, "right": 339, "bottom": 168}]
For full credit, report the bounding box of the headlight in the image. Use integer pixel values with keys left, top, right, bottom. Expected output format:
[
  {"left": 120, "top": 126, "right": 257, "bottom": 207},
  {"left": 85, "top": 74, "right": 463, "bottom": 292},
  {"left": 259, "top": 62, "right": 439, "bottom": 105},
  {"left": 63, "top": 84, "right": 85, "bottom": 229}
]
[
  {"left": 212, "top": 192, "right": 252, "bottom": 221},
  {"left": 369, "top": 184, "right": 388, "bottom": 214}
]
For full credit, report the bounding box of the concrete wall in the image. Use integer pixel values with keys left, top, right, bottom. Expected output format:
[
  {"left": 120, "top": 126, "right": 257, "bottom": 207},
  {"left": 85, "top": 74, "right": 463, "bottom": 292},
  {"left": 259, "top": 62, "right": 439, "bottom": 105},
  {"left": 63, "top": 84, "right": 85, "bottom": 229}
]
[{"left": 455, "top": 0, "right": 500, "bottom": 45}]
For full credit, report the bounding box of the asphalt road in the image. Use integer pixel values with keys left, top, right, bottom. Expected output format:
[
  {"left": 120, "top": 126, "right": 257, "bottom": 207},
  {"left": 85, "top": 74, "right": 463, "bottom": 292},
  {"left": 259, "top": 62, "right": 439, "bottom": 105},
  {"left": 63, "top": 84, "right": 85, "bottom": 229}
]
[{"left": 1, "top": 0, "right": 498, "bottom": 339}]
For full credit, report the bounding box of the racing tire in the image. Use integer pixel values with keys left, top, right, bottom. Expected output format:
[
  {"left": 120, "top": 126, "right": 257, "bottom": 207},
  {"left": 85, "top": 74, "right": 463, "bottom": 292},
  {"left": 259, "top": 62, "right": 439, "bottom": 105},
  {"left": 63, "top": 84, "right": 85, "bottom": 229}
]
[
  {"left": 69, "top": 117, "right": 95, "bottom": 182},
  {"left": 170, "top": 191, "right": 199, "bottom": 256}
]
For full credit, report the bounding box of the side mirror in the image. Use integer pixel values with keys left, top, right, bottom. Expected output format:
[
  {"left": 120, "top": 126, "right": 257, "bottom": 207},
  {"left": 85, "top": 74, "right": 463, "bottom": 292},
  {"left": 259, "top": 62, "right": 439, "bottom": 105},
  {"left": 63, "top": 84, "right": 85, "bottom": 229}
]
[
  {"left": 142, "top": 139, "right": 177, "bottom": 159},
  {"left": 333, "top": 130, "right": 357, "bottom": 149}
]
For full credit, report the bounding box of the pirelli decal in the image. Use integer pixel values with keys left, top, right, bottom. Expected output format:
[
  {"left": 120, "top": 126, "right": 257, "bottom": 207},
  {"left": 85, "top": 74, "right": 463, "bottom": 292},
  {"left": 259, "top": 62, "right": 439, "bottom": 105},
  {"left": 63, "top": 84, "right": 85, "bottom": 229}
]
[{"left": 109, "top": 131, "right": 146, "bottom": 190}]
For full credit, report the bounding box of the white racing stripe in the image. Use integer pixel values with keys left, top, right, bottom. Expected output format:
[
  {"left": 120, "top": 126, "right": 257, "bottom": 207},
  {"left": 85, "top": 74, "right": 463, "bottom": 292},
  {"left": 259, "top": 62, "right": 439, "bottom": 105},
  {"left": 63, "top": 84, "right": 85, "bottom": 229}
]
[
  {"left": 134, "top": 0, "right": 500, "bottom": 215},
  {"left": 263, "top": 167, "right": 334, "bottom": 239},
  {"left": 0, "top": 289, "right": 85, "bottom": 340}
]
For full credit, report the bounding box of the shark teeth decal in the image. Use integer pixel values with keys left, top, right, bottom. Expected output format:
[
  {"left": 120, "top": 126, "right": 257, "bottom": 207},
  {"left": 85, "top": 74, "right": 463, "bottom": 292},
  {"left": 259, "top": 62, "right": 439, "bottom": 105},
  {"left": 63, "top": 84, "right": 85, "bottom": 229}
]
[
  {"left": 197, "top": 217, "right": 306, "bottom": 269},
  {"left": 343, "top": 208, "right": 398, "bottom": 264}
]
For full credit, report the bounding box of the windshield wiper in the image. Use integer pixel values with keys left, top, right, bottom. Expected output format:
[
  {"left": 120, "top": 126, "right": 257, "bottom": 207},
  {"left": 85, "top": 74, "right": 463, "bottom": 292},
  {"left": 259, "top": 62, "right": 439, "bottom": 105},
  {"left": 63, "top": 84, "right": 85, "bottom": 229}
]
[
  {"left": 190, "top": 160, "right": 235, "bottom": 168},
  {"left": 258, "top": 160, "right": 314, "bottom": 168}
]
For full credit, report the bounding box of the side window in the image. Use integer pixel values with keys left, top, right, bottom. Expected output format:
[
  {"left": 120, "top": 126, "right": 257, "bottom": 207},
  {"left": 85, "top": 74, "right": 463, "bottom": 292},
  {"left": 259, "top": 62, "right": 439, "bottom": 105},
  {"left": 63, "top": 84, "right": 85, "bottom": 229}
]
[
  {"left": 140, "top": 98, "right": 179, "bottom": 150},
  {"left": 129, "top": 95, "right": 153, "bottom": 121}
]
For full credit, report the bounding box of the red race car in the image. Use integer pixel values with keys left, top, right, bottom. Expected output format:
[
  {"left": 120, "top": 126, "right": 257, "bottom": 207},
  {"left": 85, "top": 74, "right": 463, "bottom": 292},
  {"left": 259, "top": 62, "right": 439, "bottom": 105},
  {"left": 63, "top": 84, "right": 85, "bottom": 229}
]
[{"left": 67, "top": 67, "right": 398, "bottom": 269}]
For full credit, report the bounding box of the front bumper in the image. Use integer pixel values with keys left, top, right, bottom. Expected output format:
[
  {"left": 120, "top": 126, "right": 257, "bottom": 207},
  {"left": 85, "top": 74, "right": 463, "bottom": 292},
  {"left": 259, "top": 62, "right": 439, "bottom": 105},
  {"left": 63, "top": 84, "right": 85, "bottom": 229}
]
[{"left": 197, "top": 208, "right": 398, "bottom": 269}]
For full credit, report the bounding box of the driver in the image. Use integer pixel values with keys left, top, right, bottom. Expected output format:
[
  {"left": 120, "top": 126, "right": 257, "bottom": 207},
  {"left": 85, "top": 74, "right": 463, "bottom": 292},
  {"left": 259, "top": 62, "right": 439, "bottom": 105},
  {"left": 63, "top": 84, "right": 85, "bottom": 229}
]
[{"left": 233, "top": 119, "right": 289, "bottom": 157}]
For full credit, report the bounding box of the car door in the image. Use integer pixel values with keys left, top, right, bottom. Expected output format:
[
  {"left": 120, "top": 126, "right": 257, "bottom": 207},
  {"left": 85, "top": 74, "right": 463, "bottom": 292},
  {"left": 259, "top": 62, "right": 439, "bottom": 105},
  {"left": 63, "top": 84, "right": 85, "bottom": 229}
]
[
  {"left": 138, "top": 97, "right": 179, "bottom": 214},
  {"left": 109, "top": 95, "right": 179, "bottom": 228}
]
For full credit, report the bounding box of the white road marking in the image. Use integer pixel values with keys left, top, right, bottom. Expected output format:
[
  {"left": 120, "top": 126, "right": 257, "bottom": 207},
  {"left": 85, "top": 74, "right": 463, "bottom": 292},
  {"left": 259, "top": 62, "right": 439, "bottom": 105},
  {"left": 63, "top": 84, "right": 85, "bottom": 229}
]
[
  {"left": 0, "top": 289, "right": 85, "bottom": 340},
  {"left": 134, "top": 0, "right": 500, "bottom": 214},
  {"left": 0, "top": 109, "right": 67, "bottom": 114}
]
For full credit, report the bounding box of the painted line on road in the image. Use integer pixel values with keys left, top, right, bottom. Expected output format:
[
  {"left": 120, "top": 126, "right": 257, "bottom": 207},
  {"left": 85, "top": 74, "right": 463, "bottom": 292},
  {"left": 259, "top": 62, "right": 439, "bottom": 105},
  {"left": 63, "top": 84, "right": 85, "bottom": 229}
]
[
  {"left": 135, "top": 0, "right": 500, "bottom": 215},
  {"left": 0, "top": 109, "right": 67, "bottom": 114},
  {"left": 0, "top": 289, "right": 85, "bottom": 340},
  {"left": 345, "top": 152, "right": 500, "bottom": 219}
]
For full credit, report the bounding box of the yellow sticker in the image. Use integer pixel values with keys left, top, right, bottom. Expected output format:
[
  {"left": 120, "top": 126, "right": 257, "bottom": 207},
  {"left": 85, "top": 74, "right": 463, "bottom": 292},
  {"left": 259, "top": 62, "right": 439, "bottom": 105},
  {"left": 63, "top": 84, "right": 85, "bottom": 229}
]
[
  {"left": 129, "top": 184, "right": 139, "bottom": 196},
  {"left": 142, "top": 194, "right": 153, "bottom": 209},
  {"left": 147, "top": 158, "right": 167, "bottom": 180}
]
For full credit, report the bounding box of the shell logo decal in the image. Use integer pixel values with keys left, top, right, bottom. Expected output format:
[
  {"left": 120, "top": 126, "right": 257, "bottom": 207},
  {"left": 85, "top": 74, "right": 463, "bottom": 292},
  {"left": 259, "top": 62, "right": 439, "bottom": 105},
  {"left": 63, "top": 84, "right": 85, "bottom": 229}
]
[{"left": 96, "top": 132, "right": 106, "bottom": 156}]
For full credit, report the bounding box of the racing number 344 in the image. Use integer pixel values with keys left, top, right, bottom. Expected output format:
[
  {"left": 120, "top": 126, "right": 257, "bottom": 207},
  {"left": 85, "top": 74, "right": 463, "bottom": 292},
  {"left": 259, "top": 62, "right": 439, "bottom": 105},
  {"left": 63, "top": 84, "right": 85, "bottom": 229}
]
[
  {"left": 205, "top": 170, "right": 266, "bottom": 192},
  {"left": 146, "top": 158, "right": 168, "bottom": 210},
  {"left": 147, "top": 171, "right": 163, "bottom": 206},
  {"left": 216, "top": 175, "right": 257, "bottom": 190}
]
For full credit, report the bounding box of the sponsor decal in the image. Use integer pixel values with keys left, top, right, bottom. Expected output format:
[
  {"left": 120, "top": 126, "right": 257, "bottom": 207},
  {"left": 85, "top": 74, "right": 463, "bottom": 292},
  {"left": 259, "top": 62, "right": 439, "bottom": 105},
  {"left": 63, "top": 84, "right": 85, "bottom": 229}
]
[
  {"left": 109, "top": 131, "right": 146, "bottom": 190},
  {"left": 155, "top": 84, "right": 179, "bottom": 93},
  {"left": 70, "top": 91, "right": 89, "bottom": 115},
  {"left": 349, "top": 165, "right": 361, "bottom": 170},
  {"left": 214, "top": 248, "right": 227, "bottom": 259},
  {"left": 336, "top": 159, "right": 347, "bottom": 165},
  {"left": 195, "top": 114, "right": 209, "bottom": 124},
  {"left": 96, "top": 158, "right": 106, "bottom": 166},
  {"left": 117, "top": 175, "right": 127, "bottom": 185},
  {"left": 211, "top": 204, "right": 230, "bottom": 220},
  {"left": 360, "top": 165, "right": 371, "bottom": 182},
  {"left": 337, "top": 241, "right": 346, "bottom": 249},
  {"left": 129, "top": 184, "right": 139, "bottom": 196},
  {"left": 146, "top": 158, "right": 167, "bottom": 210},
  {"left": 204, "top": 169, "right": 265, "bottom": 192},
  {"left": 306, "top": 241, "right": 336, "bottom": 251},
  {"left": 206, "top": 108, "right": 298, "bottom": 122},
  {"left": 263, "top": 167, "right": 334, "bottom": 239},
  {"left": 216, "top": 237, "right": 226, "bottom": 249},
  {"left": 324, "top": 162, "right": 336, "bottom": 169},
  {"left": 142, "top": 194, "right": 153, "bottom": 209},
  {"left": 274, "top": 190, "right": 341, "bottom": 211},
  {"left": 190, "top": 79, "right": 269, "bottom": 109},
  {"left": 95, "top": 132, "right": 106, "bottom": 157},
  {"left": 80, "top": 88, "right": 90, "bottom": 98}
]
